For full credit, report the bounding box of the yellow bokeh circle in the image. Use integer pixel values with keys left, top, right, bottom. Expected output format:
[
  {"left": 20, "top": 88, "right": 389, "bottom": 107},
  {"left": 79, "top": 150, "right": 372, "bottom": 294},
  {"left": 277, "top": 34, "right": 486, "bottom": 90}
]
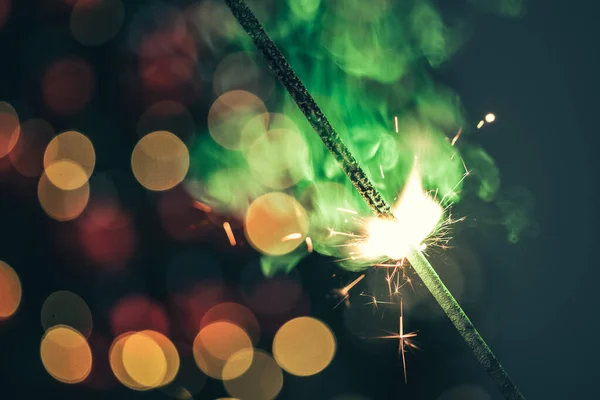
[
  {"left": 245, "top": 192, "right": 309, "bottom": 256},
  {"left": 193, "top": 321, "right": 254, "bottom": 380},
  {"left": 223, "top": 349, "right": 283, "bottom": 400},
  {"left": 44, "top": 130, "right": 95, "bottom": 190},
  {"left": 38, "top": 171, "right": 90, "bottom": 221},
  {"left": 0, "top": 261, "right": 22, "bottom": 319},
  {"left": 40, "top": 325, "right": 93, "bottom": 384},
  {"left": 131, "top": 131, "right": 189, "bottom": 191},
  {"left": 273, "top": 317, "right": 336, "bottom": 376}
]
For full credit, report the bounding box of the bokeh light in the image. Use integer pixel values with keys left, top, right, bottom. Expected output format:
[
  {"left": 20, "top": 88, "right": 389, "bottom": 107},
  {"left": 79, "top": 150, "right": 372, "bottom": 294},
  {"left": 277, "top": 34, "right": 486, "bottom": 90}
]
[
  {"left": 245, "top": 128, "right": 310, "bottom": 189},
  {"left": 207, "top": 90, "right": 267, "bottom": 150},
  {"left": 0, "top": 261, "right": 21, "bottom": 319},
  {"left": 41, "top": 290, "right": 93, "bottom": 337},
  {"left": 273, "top": 316, "right": 336, "bottom": 376},
  {"left": 193, "top": 321, "right": 253, "bottom": 380},
  {"left": 70, "top": 0, "right": 125, "bottom": 46},
  {"left": 213, "top": 52, "right": 274, "bottom": 100},
  {"left": 223, "top": 349, "right": 283, "bottom": 400},
  {"left": 245, "top": 192, "right": 309, "bottom": 256},
  {"left": 9, "top": 119, "right": 54, "bottom": 177},
  {"left": 131, "top": 131, "right": 190, "bottom": 191},
  {"left": 122, "top": 331, "right": 167, "bottom": 388},
  {"left": 110, "top": 330, "right": 179, "bottom": 391},
  {"left": 0, "top": 101, "right": 19, "bottom": 159},
  {"left": 110, "top": 332, "right": 148, "bottom": 391},
  {"left": 200, "top": 302, "right": 260, "bottom": 345},
  {"left": 38, "top": 171, "right": 90, "bottom": 221},
  {"left": 42, "top": 57, "right": 95, "bottom": 115},
  {"left": 43, "top": 130, "right": 96, "bottom": 190},
  {"left": 41, "top": 325, "right": 93, "bottom": 384}
]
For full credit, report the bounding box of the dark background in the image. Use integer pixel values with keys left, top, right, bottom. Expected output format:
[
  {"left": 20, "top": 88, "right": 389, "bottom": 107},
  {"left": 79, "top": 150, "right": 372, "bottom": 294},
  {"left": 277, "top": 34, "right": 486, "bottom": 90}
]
[{"left": 0, "top": 0, "right": 598, "bottom": 399}]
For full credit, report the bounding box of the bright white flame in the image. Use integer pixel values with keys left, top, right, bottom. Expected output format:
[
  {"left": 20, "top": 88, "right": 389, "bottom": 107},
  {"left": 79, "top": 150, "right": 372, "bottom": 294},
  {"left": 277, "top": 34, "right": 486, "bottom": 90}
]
[{"left": 359, "top": 165, "right": 443, "bottom": 260}]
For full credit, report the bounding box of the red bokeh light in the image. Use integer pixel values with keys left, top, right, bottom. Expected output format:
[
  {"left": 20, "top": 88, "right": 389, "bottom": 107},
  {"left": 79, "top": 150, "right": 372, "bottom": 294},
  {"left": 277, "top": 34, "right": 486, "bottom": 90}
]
[
  {"left": 110, "top": 295, "right": 170, "bottom": 337},
  {"left": 43, "top": 57, "right": 95, "bottom": 115}
]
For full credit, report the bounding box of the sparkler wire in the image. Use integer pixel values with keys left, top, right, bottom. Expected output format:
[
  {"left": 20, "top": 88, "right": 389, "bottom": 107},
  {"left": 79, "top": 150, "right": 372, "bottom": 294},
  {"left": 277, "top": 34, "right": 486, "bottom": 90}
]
[{"left": 223, "top": 1, "right": 525, "bottom": 399}]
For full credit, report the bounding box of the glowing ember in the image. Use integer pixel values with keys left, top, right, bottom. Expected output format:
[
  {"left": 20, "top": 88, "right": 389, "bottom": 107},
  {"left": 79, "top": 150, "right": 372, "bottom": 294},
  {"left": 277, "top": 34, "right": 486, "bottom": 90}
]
[
  {"left": 358, "top": 165, "right": 443, "bottom": 260},
  {"left": 223, "top": 222, "right": 236, "bottom": 246},
  {"left": 485, "top": 113, "right": 496, "bottom": 123}
]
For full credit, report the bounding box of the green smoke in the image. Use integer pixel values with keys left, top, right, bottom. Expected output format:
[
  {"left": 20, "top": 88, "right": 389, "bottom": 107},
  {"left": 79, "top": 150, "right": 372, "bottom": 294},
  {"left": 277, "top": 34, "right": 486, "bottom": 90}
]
[{"left": 186, "top": 0, "right": 529, "bottom": 274}]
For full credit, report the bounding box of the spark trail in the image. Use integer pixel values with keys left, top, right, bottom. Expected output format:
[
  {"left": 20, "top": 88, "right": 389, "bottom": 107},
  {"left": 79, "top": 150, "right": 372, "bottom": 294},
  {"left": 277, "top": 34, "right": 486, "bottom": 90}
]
[{"left": 223, "top": 1, "right": 525, "bottom": 399}]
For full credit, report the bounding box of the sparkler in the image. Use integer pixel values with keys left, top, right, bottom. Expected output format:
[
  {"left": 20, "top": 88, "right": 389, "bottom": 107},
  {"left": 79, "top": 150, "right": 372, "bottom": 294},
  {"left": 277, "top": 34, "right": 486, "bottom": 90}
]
[{"left": 223, "top": 1, "right": 525, "bottom": 399}]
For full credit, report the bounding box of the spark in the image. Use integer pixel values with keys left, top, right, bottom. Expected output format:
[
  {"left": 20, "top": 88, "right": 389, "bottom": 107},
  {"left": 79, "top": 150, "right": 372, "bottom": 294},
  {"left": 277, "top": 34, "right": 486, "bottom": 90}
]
[
  {"left": 485, "top": 113, "right": 496, "bottom": 123},
  {"left": 356, "top": 164, "right": 443, "bottom": 261},
  {"left": 332, "top": 273, "right": 365, "bottom": 309},
  {"left": 379, "top": 165, "right": 385, "bottom": 178},
  {"left": 378, "top": 299, "right": 419, "bottom": 384},
  {"left": 336, "top": 207, "right": 358, "bottom": 215},
  {"left": 394, "top": 116, "right": 399, "bottom": 133},
  {"left": 222, "top": 222, "right": 236, "bottom": 246},
  {"left": 282, "top": 232, "right": 302, "bottom": 242},
  {"left": 305, "top": 236, "right": 313, "bottom": 253},
  {"left": 192, "top": 200, "right": 212, "bottom": 212},
  {"left": 360, "top": 292, "right": 395, "bottom": 310},
  {"left": 450, "top": 128, "right": 463, "bottom": 147},
  {"left": 328, "top": 228, "right": 359, "bottom": 238},
  {"left": 477, "top": 120, "right": 485, "bottom": 129}
]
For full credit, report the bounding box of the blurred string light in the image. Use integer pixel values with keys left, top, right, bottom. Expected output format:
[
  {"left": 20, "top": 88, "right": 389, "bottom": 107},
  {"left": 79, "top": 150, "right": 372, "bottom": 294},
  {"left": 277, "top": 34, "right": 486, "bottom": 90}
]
[
  {"left": 0, "top": 261, "right": 21, "bottom": 320},
  {"left": 41, "top": 290, "right": 93, "bottom": 338},
  {"left": 223, "top": 349, "right": 283, "bottom": 400},
  {"left": 193, "top": 321, "right": 253, "bottom": 380},
  {"left": 208, "top": 90, "right": 267, "bottom": 151},
  {"left": 213, "top": 52, "right": 275, "bottom": 100},
  {"left": 109, "top": 330, "right": 179, "bottom": 391},
  {"left": 41, "top": 325, "right": 93, "bottom": 384},
  {"left": 244, "top": 192, "right": 309, "bottom": 256},
  {"left": 131, "top": 131, "right": 190, "bottom": 191},
  {"left": 0, "top": 101, "right": 19, "bottom": 159},
  {"left": 70, "top": 0, "right": 125, "bottom": 46},
  {"left": 272, "top": 317, "right": 336, "bottom": 377},
  {"left": 44, "top": 131, "right": 96, "bottom": 190},
  {"left": 38, "top": 171, "right": 90, "bottom": 221}
]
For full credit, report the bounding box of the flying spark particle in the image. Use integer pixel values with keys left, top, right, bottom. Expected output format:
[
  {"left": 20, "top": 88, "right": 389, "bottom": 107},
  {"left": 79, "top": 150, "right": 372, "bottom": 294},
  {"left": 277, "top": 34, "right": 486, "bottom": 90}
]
[
  {"left": 282, "top": 232, "right": 302, "bottom": 242},
  {"left": 305, "top": 236, "right": 313, "bottom": 253},
  {"left": 394, "top": 116, "right": 399, "bottom": 133},
  {"left": 332, "top": 274, "right": 365, "bottom": 309},
  {"left": 336, "top": 207, "right": 358, "bottom": 215},
  {"left": 450, "top": 128, "right": 463, "bottom": 147},
  {"left": 379, "top": 165, "right": 385, "bottom": 178},
  {"left": 377, "top": 299, "right": 418, "bottom": 384},
  {"left": 192, "top": 200, "right": 212, "bottom": 212},
  {"left": 477, "top": 120, "right": 485, "bottom": 129},
  {"left": 485, "top": 113, "right": 496, "bottom": 123},
  {"left": 223, "top": 221, "right": 236, "bottom": 246}
]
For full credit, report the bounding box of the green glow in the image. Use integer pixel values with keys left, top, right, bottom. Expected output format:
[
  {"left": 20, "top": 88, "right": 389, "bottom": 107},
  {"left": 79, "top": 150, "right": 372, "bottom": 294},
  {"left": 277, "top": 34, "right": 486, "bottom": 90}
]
[{"left": 187, "top": 0, "right": 527, "bottom": 274}]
